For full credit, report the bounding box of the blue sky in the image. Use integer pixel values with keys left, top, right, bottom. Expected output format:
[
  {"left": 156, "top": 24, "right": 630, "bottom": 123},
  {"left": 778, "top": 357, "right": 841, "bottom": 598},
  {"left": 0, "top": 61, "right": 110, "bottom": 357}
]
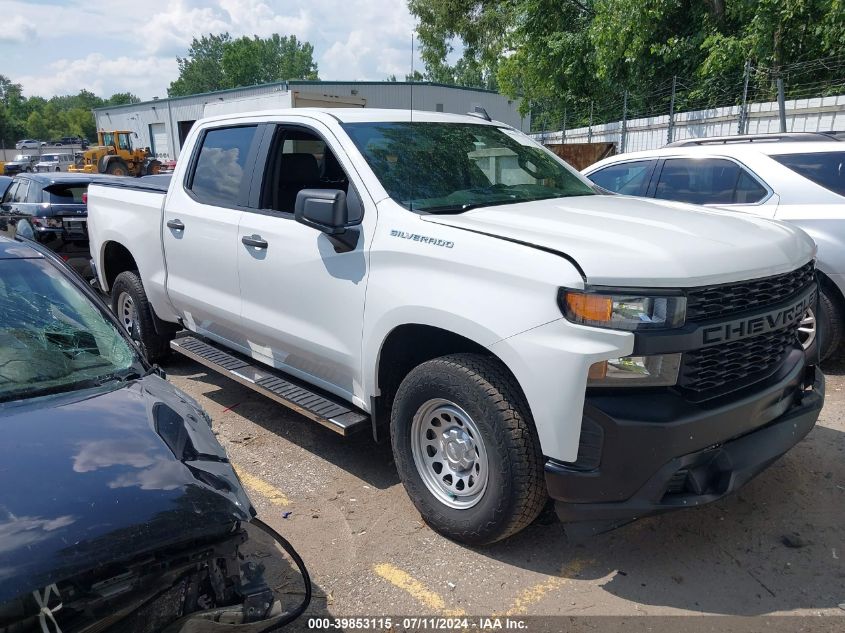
[{"left": 1, "top": 0, "right": 428, "bottom": 100}]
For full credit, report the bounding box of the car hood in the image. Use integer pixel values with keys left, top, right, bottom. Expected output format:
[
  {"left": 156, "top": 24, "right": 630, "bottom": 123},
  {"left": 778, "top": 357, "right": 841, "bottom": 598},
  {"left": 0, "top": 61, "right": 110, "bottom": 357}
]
[
  {"left": 423, "top": 195, "right": 817, "bottom": 287},
  {"left": 0, "top": 375, "right": 253, "bottom": 604}
]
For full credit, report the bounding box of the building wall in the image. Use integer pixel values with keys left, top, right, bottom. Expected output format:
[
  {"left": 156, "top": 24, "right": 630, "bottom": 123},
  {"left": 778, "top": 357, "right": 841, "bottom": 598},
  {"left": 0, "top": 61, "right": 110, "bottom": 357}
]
[
  {"left": 93, "top": 81, "right": 527, "bottom": 160},
  {"left": 534, "top": 93, "right": 845, "bottom": 154}
]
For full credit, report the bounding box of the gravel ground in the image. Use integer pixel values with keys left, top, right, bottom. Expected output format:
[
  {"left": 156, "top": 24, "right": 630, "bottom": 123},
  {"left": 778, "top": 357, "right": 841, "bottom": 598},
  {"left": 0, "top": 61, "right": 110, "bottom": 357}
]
[{"left": 164, "top": 353, "right": 845, "bottom": 629}]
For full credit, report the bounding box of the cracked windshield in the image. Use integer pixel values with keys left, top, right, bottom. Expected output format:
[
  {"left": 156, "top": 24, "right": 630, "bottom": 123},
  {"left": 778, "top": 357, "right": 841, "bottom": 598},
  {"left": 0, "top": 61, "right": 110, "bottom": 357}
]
[{"left": 0, "top": 258, "right": 139, "bottom": 403}]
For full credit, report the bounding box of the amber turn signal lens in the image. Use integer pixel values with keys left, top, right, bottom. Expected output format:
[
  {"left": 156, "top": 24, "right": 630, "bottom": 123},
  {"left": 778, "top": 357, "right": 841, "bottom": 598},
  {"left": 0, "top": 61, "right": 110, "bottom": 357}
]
[{"left": 565, "top": 293, "right": 612, "bottom": 323}]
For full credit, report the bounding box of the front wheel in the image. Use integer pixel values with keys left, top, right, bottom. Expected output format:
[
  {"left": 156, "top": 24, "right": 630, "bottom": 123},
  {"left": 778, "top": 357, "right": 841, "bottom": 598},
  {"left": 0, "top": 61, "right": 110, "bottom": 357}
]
[
  {"left": 390, "top": 353, "right": 546, "bottom": 544},
  {"left": 812, "top": 286, "right": 844, "bottom": 362},
  {"left": 111, "top": 270, "right": 172, "bottom": 363}
]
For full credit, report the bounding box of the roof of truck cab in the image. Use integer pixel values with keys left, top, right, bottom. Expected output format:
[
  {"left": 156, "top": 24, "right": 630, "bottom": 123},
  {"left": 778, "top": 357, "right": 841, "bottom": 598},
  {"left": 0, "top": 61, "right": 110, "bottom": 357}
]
[{"left": 199, "top": 108, "right": 502, "bottom": 127}]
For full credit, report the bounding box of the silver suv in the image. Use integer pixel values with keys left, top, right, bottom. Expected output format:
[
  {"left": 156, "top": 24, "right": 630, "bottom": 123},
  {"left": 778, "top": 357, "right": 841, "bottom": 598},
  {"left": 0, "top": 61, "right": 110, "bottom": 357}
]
[{"left": 584, "top": 137, "right": 845, "bottom": 360}]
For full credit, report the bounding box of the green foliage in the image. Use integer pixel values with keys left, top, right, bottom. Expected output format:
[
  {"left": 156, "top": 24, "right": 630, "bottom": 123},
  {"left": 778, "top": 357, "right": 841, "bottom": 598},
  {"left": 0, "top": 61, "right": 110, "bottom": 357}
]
[
  {"left": 0, "top": 74, "right": 140, "bottom": 147},
  {"left": 409, "top": 0, "right": 845, "bottom": 128},
  {"left": 168, "top": 32, "right": 318, "bottom": 97}
]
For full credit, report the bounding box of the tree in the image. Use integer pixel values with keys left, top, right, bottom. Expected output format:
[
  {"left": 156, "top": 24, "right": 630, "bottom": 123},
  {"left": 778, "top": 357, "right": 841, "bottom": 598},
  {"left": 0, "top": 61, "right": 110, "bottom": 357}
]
[
  {"left": 409, "top": 0, "right": 845, "bottom": 126},
  {"left": 169, "top": 33, "right": 231, "bottom": 97},
  {"left": 168, "top": 32, "right": 318, "bottom": 97},
  {"left": 0, "top": 74, "right": 140, "bottom": 145}
]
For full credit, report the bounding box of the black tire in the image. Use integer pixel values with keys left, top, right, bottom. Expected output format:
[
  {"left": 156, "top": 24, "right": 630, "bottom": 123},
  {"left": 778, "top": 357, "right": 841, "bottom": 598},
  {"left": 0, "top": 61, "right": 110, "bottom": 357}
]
[
  {"left": 144, "top": 159, "right": 162, "bottom": 176},
  {"left": 111, "top": 270, "right": 172, "bottom": 363},
  {"left": 105, "top": 159, "right": 129, "bottom": 176},
  {"left": 390, "top": 353, "right": 546, "bottom": 545},
  {"left": 817, "top": 286, "right": 844, "bottom": 362}
]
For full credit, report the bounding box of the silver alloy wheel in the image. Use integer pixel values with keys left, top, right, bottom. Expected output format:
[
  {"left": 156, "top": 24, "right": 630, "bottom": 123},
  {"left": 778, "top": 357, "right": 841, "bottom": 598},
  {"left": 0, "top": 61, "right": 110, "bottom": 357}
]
[
  {"left": 117, "top": 291, "right": 138, "bottom": 336},
  {"left": 410, "top": 398, "right": 489, "bottom": 509},
  {"left": 798, "top": 308, "right": 817, "bottom": 350}
]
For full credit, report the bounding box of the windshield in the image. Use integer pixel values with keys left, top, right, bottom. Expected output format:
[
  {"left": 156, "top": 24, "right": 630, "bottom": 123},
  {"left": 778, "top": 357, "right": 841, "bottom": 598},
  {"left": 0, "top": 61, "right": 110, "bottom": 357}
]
[
  {"left": 0, "top": 258, "right": 141, "bottom": 403},
  {"left": 13, "top": 155, "right": 29, "bottom": 162},
  {"left": 343, "top": 122, "right": 594, "bottom": 212},
  {"left": 773, "top": 151, "right": 845, "bottom": 197}
]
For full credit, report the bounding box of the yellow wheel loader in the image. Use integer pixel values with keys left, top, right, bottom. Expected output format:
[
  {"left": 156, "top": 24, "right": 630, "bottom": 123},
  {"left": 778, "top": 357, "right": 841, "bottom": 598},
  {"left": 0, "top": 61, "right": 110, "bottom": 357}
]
[{"left": 69, "top": 130, "right": 161, "bottom": 177}]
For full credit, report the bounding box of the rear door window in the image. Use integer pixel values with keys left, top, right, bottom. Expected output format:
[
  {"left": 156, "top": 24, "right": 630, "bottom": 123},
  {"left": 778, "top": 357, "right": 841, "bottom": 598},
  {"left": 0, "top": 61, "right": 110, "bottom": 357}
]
[
  {"left": 772, "top": 152, "right": 845, "bottom": 197},
  {"left": 188, "top": 125, "right": 259, "bottom": 207},
  {"left": 587, "top": 160, "right": 656, "bottom": 196},
  {"left": 45, "top": 185, "right": 87, "bottom": 204},
  {"left": 11, "top": 181, "right": 29, "bottom": 203},
  {"left": 654, "top": 158, "right": 768, "bottom": 205}
]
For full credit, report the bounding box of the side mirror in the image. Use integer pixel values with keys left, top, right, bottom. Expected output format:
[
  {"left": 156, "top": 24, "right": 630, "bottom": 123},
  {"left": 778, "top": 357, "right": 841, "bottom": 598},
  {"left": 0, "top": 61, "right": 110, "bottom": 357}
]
[{"left": 295, "top": 188, "right": 360, "bottom": 251}]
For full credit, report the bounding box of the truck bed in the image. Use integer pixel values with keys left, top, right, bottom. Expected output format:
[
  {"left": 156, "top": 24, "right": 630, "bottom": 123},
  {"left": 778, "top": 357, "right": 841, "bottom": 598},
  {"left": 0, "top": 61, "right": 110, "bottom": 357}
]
[{"left": 86, "top": 176, "right": 179, "bottom": 324}]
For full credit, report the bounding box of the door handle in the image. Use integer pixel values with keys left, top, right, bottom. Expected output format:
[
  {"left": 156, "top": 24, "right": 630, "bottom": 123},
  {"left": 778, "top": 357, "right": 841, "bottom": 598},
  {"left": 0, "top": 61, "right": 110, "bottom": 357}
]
[
  {"left": 166, "top": 219, "right": 185, "bottom": 231},
  {"left": 242, "top": 234, "right": 268, "bottom": 249}
]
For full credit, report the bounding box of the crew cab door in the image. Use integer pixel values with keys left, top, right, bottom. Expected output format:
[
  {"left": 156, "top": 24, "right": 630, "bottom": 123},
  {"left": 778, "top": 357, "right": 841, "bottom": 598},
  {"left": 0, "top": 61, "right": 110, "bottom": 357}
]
[
  {"left": 163, "top": 124, "right": 263, "bottom": 348},
  {"left": 236, "top": 120, "right": 372, "bottom": 406}
]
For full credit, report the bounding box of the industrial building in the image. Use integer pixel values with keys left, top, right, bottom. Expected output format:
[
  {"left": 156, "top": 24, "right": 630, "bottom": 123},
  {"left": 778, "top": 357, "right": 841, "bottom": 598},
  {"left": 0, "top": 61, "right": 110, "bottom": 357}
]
[{"left": 92, "top": 80, "right": 528, "bottom": 161}]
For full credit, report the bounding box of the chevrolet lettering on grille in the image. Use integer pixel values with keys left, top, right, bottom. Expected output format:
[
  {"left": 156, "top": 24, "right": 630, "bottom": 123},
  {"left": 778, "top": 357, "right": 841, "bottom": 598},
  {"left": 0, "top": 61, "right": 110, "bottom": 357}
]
[{"left": 700, "top": 287, "right": 816, "bottom": 346}]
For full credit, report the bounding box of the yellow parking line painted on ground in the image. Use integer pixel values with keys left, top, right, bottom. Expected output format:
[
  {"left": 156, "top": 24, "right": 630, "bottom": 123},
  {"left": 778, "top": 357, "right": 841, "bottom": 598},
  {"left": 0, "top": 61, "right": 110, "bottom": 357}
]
[
  {"left": 233, "top": 465, "right": 290, "bottom": 507},
  {"left": 374, "top": 563, "right": 466, "bottom": 616},
  {"left": 502, "top": 558, "right": 591, "bottom": 617}
]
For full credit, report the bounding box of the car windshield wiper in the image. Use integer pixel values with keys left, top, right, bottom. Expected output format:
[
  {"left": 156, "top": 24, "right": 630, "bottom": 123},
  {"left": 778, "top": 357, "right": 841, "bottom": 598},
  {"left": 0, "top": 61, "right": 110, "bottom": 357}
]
[{"left": 420, "top": 199, "right": 521, "bottom": 214}]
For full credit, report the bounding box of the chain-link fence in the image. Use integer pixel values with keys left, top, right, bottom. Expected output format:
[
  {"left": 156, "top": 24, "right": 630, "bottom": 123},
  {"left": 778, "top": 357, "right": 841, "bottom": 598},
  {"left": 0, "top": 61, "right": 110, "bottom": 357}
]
[{"left": 531, "top": 54, "right": 845, "bottom": 152}]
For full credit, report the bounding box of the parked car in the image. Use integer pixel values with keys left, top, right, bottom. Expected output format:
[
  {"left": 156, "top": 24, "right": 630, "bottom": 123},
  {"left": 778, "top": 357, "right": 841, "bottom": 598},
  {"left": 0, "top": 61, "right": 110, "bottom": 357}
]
[
  {"left": 3, "top": 154, "right": 39, "bottom": 175},
  {"left": 35, "top": 152, "right": 75, "bottom": 172},
  {"left": 88, "top": 109, "right": 824, "bottom": 544},
  {"left": 583, "top": 136, "right": 845, "bottom": 360},
  {"left": 0, "top": 175, "right": 12, "bottom": 199},
  {"left": 52, "top": 136, "right": 89, "bottom": 148},
  {"left": 0, "top": 235, "right": 310, "bottom": 632},
  {"left": 0, "top": 172, "right": 121, "bottom": 277},
  {"left": 15, "top": 139, "right": 42, "bottom": 150}
]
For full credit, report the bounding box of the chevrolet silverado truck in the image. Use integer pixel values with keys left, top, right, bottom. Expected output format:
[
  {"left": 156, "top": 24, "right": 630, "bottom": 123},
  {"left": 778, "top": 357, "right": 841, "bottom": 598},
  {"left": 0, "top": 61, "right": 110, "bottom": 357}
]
[{"left": 86, "top": 109, "right": 824, "bottom": 544}]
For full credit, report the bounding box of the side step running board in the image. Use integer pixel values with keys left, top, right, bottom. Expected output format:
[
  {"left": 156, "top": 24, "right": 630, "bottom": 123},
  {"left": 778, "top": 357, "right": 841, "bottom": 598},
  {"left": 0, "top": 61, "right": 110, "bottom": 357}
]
[{"left": 170, "top": 336, "right": 368, "bottom": 436}]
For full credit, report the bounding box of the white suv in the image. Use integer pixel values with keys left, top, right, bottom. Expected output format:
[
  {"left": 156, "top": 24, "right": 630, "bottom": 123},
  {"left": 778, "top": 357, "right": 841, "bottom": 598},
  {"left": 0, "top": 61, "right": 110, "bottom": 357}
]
[
  {"left": 584, "top": 137, "right": 845, "bottom": 360},
  {"left": 35, "top": 153, "right": 75, "bottom": 172}
]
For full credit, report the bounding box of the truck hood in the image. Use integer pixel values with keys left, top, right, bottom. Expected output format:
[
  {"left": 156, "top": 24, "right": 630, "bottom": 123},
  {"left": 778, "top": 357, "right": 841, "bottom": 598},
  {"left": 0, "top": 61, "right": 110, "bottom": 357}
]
[
  {"left": 423, "top": 195, "right": 817, "bottom": 287},
  {"left": 0, "top": 375, "right": 253, "bottom": 604}
]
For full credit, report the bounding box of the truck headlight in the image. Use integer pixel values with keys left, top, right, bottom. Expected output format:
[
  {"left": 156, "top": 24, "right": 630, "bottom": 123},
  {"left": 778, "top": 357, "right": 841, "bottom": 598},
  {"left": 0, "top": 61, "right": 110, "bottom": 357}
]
[
  {"left": 560, "top": 290, "right": 686, "bottom": 331},
  {"left": 588, "top": 353, "right": 681, "bottom": 387}
]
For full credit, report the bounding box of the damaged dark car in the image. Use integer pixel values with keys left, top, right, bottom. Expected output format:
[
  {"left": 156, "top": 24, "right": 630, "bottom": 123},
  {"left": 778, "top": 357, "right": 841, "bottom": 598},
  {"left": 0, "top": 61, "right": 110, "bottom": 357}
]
[{"left": 0, "top": 236, "right": 309, "bottom": 632}]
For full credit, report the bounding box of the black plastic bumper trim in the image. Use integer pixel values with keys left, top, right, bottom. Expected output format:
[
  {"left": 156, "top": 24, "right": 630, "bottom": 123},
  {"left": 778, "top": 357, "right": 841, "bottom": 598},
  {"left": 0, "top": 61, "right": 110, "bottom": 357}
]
[{"left": 547, "top": 361, "right": 823, "bottom": 530}]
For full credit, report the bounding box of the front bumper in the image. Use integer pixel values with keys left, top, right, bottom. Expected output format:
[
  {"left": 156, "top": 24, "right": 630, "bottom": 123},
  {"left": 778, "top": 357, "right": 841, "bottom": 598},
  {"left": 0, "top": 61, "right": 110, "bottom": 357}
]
[{"left": 548, "top": 350, "right": 824, "bottom": 532}]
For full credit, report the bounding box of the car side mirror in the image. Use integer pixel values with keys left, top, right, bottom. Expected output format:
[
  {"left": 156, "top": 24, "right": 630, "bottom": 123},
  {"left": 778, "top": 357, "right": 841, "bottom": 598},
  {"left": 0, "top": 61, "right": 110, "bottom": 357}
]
[{"left": 295, "top": 188, "right": 360, "bottom": 251}]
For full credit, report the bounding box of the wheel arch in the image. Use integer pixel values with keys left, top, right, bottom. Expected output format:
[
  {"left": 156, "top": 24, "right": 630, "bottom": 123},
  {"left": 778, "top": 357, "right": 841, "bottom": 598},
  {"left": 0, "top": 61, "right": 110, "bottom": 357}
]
[
  {"left": 101, "top": 240, "right": 138, "bottom": 292},
  {"left": 370, "top": 323, "right": 532, "bottom": 441}
]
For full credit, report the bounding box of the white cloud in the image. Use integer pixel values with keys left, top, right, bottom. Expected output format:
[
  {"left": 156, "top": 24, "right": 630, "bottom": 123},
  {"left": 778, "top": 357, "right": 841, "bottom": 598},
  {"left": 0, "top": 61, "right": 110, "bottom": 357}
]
[
  {"left": 0, "top": 14, "right": 36, "bottom": 42},
  {"left": 17, "top": 53, "right": 179, "bottom": 100},
  {"left": 140, "top": 0, "right": 312, "bottom": 56},
  {"left": 3, "top": 0, "right": 421, "bottom": 99}
]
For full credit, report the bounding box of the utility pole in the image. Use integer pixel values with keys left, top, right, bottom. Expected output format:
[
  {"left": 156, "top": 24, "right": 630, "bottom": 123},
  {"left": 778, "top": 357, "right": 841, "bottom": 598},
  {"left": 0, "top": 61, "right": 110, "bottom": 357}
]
[
  {"left": 621, "top": 90, "right": 628, "bottom": 153},
  {"left": 738, "top": 59, "right": 751, "bottom": 135},
  {"left": 587, "top": 101, "right": 593, "bottom": 143},
  {"left": 667, "top": 76, "right": 677, "bottom": 144},
  {"left": 777, "top": 77, "right": 787, "bottom": 132}
]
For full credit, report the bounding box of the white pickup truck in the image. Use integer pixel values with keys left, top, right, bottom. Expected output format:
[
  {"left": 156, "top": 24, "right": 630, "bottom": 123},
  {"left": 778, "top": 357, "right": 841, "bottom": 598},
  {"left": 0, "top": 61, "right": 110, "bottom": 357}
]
[{"left": 87, "top": 108, "right": 824, "bottom": 543}]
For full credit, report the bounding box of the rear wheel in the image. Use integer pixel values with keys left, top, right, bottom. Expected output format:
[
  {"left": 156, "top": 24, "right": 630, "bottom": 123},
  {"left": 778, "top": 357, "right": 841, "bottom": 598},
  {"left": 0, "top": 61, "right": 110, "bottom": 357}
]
[
  {"left": 390, "top": 353, "right": 546, "bottom": 544},
  {"left": 145, "top": 159, "right": 162, "bottom": 176},
  {"left": 111, "top": 270, "right": 172, "bottom": 363}
]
